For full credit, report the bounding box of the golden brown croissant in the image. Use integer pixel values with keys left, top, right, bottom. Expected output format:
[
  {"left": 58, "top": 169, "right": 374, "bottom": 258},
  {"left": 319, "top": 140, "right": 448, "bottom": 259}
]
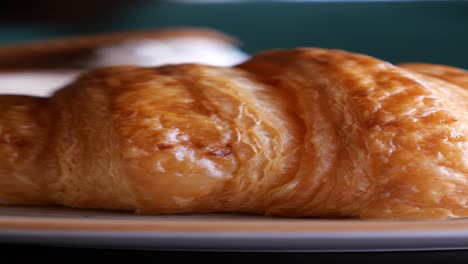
[{"left": 1, "top": 48, "right": 467, "bottom": 219}]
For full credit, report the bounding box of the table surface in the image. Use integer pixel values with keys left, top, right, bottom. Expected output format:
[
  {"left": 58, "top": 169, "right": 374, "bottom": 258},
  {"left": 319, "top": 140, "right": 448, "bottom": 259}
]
[{"left": 3, "top": 243, "right": 468, "bottom": 263}]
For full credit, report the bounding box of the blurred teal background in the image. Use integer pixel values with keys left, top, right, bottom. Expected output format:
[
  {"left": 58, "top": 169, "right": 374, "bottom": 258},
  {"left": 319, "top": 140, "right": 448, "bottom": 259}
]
[{"left": 1, "top": 1, "right": 467, "bottom": 68}]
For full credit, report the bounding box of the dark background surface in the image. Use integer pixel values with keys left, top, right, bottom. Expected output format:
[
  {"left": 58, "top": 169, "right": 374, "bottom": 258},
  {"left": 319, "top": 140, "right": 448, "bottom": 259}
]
[
  {"left": 1, "top": 0, "right": 468, "bottom": 260},
  {"left": 2, "top": 243, "right": 468, "bottom": 263},
  {"left": 1, "top": 1, "right": 467, "bottom": 68}
]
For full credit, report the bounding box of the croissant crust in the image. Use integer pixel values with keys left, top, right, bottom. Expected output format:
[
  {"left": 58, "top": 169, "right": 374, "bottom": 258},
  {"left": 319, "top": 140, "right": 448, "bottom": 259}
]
[{"left": 1, "top": 48, "right": 467, "bottom": 219}]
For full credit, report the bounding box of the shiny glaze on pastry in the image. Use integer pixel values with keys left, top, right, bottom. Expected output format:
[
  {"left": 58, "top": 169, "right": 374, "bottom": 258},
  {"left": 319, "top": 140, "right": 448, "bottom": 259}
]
[{"left": 0, "top": 48, "right": 467, "bottom": 219}]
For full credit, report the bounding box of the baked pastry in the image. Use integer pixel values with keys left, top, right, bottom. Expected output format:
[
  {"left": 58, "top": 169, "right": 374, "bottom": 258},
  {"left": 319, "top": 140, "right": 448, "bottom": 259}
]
[
  {"left": 0, "top": 27, "right": 248, "bottom": 97},
  {"left": 0, "top": 27, "right": 247, "bottom": 70},
  {"left": 0, "top": 48, "right": 467, "bottom": 219},
  {"left": 398, "top": 63, "right": 468, "bottom": 89}
]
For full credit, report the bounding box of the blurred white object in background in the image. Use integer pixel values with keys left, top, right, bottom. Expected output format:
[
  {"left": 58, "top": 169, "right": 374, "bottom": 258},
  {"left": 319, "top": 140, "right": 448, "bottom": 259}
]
[
  {"left": 0, "top": 71, "right": 80, "bottom": 97},
  {"left": 88, "top": 37, "right": 249, "bottom": 67},
  {"left": 0, "top": 36, "right": 249, "bottom": 97}
]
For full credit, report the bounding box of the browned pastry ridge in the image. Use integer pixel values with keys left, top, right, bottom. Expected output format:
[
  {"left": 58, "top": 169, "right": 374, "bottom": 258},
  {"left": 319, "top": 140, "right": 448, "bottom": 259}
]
[{"left": 0, "top": 48, "right": 467, "bottom": 219}]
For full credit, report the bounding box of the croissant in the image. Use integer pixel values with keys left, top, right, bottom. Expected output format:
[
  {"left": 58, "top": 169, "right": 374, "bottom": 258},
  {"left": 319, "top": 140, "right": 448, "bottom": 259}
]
[
  {"left": 1, "top": 48, "right": 467, "bottom": 220},
  {"left": 0, "top": 28, "right": 248, "bottom": 97}
]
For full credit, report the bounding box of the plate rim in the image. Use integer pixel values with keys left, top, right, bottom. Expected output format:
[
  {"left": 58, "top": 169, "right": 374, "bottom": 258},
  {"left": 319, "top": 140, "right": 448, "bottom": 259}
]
[{"left": 2, "top": 206, "right": 468, "bottom": 252}]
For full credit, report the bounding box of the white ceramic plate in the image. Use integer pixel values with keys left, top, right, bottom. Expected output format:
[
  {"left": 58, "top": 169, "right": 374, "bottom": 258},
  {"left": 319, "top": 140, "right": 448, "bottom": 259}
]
[{"left": 1, "top": 205, "right": 468, "bottom": 252}]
